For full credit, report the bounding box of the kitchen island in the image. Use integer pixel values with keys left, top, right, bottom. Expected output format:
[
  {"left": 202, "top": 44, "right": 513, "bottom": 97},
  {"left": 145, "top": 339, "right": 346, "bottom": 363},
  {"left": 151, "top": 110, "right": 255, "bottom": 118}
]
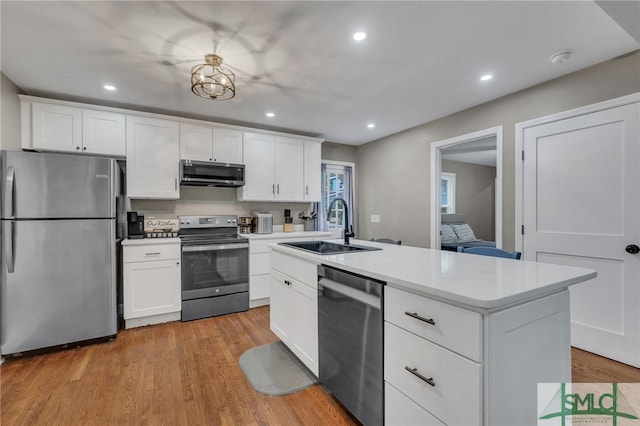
[{"left": 270, "top": 239, "right": 596, "bottom": 426}]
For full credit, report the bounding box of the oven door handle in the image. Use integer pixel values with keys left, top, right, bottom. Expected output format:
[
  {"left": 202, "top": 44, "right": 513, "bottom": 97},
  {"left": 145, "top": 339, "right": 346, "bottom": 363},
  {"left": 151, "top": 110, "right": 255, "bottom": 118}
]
[{"left": 182, "top": 243, "right": 249, "bottom": 252}]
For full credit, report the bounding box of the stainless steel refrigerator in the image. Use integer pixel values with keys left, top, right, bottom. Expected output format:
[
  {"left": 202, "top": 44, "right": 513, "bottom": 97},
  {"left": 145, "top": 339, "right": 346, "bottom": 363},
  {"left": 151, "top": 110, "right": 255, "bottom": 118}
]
[{"left": 1, "top": 150, "right": 117, "bottom": 356}]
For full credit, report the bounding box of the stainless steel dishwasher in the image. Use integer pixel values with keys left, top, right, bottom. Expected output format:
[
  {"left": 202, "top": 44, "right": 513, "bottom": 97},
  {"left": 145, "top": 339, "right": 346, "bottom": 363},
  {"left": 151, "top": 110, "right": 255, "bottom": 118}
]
[{"left": 318, "top": 265, "right": 384, "bottom": 426}]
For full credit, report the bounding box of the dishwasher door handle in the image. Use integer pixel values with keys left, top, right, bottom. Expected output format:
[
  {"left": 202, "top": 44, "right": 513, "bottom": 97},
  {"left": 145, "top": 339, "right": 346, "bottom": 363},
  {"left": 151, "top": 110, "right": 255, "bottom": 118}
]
[{"left": 318, "top": 277, "right": 381, "bottom": 309}]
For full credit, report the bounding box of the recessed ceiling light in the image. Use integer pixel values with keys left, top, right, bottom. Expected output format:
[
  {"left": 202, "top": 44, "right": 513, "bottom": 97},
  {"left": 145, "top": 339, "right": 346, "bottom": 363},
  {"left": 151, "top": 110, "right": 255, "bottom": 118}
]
[
  {"left": 266, "top": 112, "right": 275, "bottom": 118},
  {"left": 480, "top": 74, "right": 493, "bottom": 82},
  {"left": 367, "top": 123, "right": 375, "bottom": 129},
  {"left": 353, "top": 32, "right": 367, "bottom": 41},
  {"left": 549, "top": 50, "right": 572, "bottom": 64},
  {"left": 103, "top": 84, "right": 116, "bottom": 91}
]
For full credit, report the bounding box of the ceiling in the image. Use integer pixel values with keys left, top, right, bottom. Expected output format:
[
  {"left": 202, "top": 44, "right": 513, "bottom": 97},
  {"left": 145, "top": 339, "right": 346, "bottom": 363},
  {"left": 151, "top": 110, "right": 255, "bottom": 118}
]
[
  {"left": 442, "top": 136, "right": 496, "bottom": 167},
  {"left": 1, "top": 1, "right": 638, "bottom": 146}
]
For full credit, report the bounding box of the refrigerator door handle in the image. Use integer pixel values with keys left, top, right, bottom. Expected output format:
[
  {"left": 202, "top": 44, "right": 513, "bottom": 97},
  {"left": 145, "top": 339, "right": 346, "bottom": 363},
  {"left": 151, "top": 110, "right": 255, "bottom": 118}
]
[
  {"left": 5, "top": 222, "right": 15, "bottom": 273},
  {"left": 5, "top": 166, "right": 15, "bottom": 218}
]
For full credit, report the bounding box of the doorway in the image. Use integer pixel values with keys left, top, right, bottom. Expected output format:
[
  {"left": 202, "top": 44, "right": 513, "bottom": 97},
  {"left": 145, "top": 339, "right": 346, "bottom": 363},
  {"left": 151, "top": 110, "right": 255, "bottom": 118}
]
[
  {"left": 430, "top": 126, "right": 503, "bottom": 249},
  {"left": 516, "top": 93, "right": 640, "bottom": 367}
]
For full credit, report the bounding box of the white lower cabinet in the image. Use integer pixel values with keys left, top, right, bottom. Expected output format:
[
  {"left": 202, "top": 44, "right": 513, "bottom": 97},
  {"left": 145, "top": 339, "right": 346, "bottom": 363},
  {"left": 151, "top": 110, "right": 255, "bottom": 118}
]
[
  {"left": 270, "top": 250, "right": 319, "bottom": 375},
  {"left": 385, "top": 322, "right": 481, "bottom": 426},
  {"left": 122, "top": 239, "right": 181, "bottom": 329},
  {"left": 384, "top": 286, "right": 572, "bottom": 426},
  {"left": 385, "top": 382, "right": 445, "bottom": 426},
  {"left": 248, "top": 234, "right": 330, "bottom": 307}
]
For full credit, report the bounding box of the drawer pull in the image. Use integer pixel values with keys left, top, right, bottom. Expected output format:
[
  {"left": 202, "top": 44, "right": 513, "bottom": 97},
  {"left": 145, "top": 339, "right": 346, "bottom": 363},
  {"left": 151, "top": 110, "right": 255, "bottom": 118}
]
[
  {"left": 405, "top": 311, "right": 436, "bottom": 325},
  {"left": 405, "top": 366, "right": 435, "bottom": 387},
  {"left": 145, "top": 252, "right": 161, "bottom": 256}
]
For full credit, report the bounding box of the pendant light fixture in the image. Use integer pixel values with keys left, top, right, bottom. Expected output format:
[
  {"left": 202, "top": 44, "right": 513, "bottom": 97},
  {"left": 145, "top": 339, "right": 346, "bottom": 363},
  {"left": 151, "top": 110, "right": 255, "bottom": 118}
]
[{"left": 191, "top": 54, "right": 236, "bottom": 100}]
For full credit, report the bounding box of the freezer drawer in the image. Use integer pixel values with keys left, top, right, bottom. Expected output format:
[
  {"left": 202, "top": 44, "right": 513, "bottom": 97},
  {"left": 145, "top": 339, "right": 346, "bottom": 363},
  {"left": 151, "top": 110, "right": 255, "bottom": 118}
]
[{"left": 1, "top": 219, "right": 117, "bottom": 355}]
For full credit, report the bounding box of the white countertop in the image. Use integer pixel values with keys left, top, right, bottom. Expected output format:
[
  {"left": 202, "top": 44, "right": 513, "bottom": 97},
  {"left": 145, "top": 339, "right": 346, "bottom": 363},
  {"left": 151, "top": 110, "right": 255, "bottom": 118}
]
[
  {"left": 242, "top": 231, "right": 332, "bottom": 240},
  {"left": 121, "top": 237, "right": 180, "bottom": 246},
  {"left": 270, "top": 239, "right": 597, "bottom": 311}
]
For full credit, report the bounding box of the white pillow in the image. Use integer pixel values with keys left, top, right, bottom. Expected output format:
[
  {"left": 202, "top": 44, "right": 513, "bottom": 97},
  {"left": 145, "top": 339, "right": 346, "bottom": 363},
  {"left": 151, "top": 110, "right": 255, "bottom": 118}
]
[
  {"left": 451, "top": 223, "right": 477, "bottom": 242},
  {"left": 441, "top": 224, "right": 459, "bottom": 243}
]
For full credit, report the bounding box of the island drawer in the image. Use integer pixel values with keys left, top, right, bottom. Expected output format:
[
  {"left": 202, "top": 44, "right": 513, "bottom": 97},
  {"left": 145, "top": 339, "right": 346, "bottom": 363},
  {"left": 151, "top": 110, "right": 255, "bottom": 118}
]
[
  {"left": 271, "top": 250, "right": 317, "bottom": 287},
  {"left": 384, "top": 322, "right": 482, "bottom": 426},
  {"left": 385, "top": 382, "right": 445, "bottom": 426},
  {"left": 385, "top": 286, "right": 482, "bottom": 361},
  {"left": 123, "top": 242, "right": 180, "bottom": 263}
]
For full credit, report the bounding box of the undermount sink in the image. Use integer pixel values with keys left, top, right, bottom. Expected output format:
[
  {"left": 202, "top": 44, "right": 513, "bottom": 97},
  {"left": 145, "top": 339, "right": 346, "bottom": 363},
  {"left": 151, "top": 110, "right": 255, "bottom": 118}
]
[{"left": 279, "top": 240, "right": 381, "bottom": 255}]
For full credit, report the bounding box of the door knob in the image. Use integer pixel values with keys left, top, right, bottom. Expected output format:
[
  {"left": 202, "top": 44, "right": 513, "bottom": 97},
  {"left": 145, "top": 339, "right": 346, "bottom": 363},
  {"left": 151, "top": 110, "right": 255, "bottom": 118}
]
[{"left": 625, "top": 244, "right": 640, "bottom": 254}]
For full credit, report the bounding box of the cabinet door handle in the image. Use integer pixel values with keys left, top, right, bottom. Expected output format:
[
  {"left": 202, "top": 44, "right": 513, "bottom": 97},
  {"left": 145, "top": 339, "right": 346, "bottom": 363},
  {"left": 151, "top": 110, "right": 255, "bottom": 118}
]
[
  {"left": 175, "top": 178, "right": 178, "bottom": 190},
  {"left": 272, "top": 184, "right": 275, "bottom": 194},
  {"left": 145, "top": 252, "right": 161, "bottom": 256},
  {"left": 306, "top": 185, "right": 309, "bottom": 195},
  {"left": 284, "top": 279, "right": 291, "bottom": 286},
  {"left": 405, "top": 311, "right": 436, "bottom": 325},
  {"left": 277, "top": 184, "right": 280, "bottom": 194},
  {"left": 404, "top": 366, "right": 435, "bottom": 387},
  {"left": 83, "top": 146, "right": 87, "bottom": 151},
  {"left": 76, "top": 146, "right": 81, "bottom": 151}
]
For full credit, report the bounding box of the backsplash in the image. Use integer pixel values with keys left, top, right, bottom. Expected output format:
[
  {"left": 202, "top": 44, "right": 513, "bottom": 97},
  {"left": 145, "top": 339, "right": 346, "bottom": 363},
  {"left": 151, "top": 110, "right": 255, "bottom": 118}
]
[{"left": 130, "top": 185, "right": 318, "bottom": 226}]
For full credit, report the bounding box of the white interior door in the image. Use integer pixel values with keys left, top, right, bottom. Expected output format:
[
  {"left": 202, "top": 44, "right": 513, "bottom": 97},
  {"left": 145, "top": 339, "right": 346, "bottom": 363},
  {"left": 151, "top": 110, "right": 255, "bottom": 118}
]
[{"left": 522, "top": 100, "right": 640, "bottom": 367}]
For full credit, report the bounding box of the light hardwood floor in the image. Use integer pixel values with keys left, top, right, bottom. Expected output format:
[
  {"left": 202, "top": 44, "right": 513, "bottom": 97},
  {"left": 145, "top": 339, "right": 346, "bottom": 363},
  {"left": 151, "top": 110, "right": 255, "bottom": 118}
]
[{"left": 2, "top": 306, "right": 638, "bottom": 425}]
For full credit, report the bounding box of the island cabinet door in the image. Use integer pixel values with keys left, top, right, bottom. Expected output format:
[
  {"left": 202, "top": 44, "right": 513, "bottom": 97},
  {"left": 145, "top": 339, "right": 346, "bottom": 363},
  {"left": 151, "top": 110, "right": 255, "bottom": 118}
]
[
  {"left": 269, "top": 269, "right": 292, "bottom": 343},
  {"left": 290, "top": 280, "right": 318, "bottom": 375}
]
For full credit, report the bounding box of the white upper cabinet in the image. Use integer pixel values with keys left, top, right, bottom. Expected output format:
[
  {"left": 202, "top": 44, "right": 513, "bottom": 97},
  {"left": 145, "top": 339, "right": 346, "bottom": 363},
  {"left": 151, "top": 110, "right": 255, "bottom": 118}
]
[
  {"left": 239, "top": 132, "right": 276, "bottom": 201},
  {"left": 82, "top": 109, "right": 126, "bottom": 156},
  {"left": 238, "top": 132, "right": 309, "bottom": 202},
  {"left": 213, "top": 127, "right": 243, "bottom": 164},
  {"left": 29, "top": 102, "right": 125, "bottom": 156},
  {"left": 20, "top": 96, "right": 323, "bottom": 200},
  {"left": 303, "top": 140, "right": 322, "bottom": 202},
  {"left": 180, "top": 123, "right": 242, "bottom": 164},
  {"left": 31, "top": 103, "right": 82, "bottom": 153},
  {"left": 275, "top": 136, "right": 304, "bottom": 201},
  {"left": 126, "top": 115, "right": 180, "bottom": 199},
  {"left": 180, "top": 123, "right": 212, "bottom": 161}
]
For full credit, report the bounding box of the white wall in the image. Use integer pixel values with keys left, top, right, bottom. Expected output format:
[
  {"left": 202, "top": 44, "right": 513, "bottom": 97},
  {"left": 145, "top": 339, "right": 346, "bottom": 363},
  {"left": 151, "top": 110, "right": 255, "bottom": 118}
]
[{"left": 1, "top": 73, "right": 22, "bottom": 151}]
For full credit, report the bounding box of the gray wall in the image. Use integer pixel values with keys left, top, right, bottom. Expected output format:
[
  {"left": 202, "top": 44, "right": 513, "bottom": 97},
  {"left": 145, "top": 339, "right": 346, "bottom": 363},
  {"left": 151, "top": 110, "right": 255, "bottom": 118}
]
[
  {"left": 442, "top": 160, "right": 495, "bottom": 241},
  {"left": 1, "top": 72, "right": 22, "bottom": 151},
  {"left": 322, "top": 142, "right": 357, "bottom": 163},
  {"left": 356, "top": 52, "right": 640, "bottom": 249}
]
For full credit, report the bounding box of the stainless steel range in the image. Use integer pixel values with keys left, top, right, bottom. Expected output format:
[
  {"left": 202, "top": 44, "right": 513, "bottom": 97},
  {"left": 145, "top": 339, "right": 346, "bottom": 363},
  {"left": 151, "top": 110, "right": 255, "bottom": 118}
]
[{"left": 178, "top": 215, "right": 249, "bottom": 321}]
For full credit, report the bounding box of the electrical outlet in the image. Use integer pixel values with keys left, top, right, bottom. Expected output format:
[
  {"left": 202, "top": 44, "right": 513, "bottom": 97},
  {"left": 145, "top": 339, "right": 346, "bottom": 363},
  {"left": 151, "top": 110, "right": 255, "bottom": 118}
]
[{"left": 370, "top": 214, "right": 381, "bottom": 223}]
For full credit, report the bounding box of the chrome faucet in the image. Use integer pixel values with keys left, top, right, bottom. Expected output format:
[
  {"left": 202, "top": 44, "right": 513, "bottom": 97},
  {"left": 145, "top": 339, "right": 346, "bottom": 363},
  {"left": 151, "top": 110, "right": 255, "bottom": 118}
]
[{"left": 327, "top": 197, "right": 354, "bottom": 245}]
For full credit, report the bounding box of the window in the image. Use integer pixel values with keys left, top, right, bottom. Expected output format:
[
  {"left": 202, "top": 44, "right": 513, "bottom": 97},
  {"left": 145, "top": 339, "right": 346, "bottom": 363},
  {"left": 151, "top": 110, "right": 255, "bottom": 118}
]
[
  {"left": 441, "top": 172, "right": 456, "bottom": 214},
  {"left": 316, "top": 161, "right": 355, "bottom": 232}
]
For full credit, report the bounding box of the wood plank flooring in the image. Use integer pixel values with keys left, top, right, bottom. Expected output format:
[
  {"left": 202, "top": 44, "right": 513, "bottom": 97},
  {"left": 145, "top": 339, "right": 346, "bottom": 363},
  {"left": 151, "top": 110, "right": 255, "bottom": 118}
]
[
  {"left": 1, "top": 307, "right": 357, "bottom": 426},
  {"left": 2, "top": 306, "right": 638, "bottom": 425}
]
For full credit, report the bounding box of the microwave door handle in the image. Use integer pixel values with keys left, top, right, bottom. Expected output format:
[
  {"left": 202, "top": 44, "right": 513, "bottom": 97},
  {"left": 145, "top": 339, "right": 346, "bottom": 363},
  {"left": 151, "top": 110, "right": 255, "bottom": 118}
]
[
  {"left": 5, "top": 166, "right": 15, "bottom": 218},
  {"left": 4, "top": 222, "right": 15, "bottom": 273}
]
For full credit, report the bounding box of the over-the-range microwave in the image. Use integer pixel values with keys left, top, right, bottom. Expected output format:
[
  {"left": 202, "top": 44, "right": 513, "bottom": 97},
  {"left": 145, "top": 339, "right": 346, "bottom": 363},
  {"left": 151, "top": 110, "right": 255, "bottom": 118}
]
[{"left": 179, "top": 159, "right": 245, "bottom": 187}]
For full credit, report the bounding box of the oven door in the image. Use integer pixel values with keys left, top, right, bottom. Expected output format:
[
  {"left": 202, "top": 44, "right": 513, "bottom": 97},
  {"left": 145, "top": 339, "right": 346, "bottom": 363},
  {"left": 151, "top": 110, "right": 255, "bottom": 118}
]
[{"left": 181, "top": 242, "right": 249, "bottom": 300}]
